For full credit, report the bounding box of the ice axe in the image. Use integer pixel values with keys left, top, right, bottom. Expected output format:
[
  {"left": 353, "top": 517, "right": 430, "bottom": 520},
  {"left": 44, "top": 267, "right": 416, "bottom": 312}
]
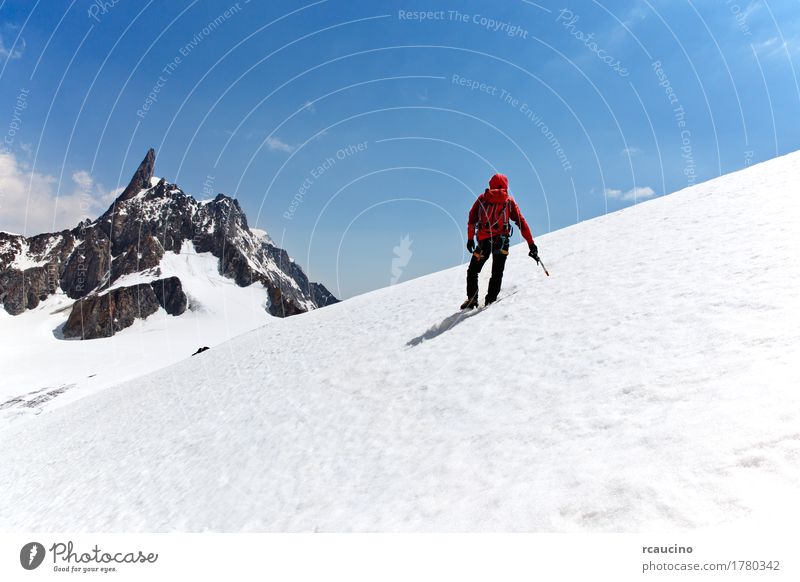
[
  {"left": 529, "top": 250, "right": 549, "bottom": 276},
  {"left": 536, "top": 259, "right": 550, "bottom": 277}
]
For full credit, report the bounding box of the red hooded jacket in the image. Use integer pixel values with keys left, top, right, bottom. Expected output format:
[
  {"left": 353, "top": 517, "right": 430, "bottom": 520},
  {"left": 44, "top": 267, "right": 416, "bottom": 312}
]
[{"left": 467, "top": 174, "right": 534, "bottom": 244}]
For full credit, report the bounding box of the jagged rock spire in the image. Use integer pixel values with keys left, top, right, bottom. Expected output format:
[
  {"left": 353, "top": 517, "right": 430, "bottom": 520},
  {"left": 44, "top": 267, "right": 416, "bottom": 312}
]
[{"left": 116, "top": 148, "right": 155, "bottom": 202}]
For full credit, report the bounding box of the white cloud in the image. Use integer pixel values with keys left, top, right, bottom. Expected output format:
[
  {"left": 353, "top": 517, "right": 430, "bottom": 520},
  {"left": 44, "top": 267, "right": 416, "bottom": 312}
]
[
  {"left": 604, "top": 185, "right": 656, "bottom": 202},
  {"left": 621, "top": 146, "right": 640, "bottom": 156},
  {"left": 303, "top": 100, "right": 316, "bottom": 113},
  {"left": 753, "top": 36, "right": 779, "bottom": 53},
  {"left": 0, "top": 151, "right": 121, "bottom": 236},
  {"left": 265, "top": 136, "right": 295, "bottom": 153},
  {"left": 71, "top": 169, "right": 122, "bottom": 207},
  {"left": 621, "top": 4, "right": 648, "bottom": 28},
  {"left": 72, "top": 170, "right": 94, "bottom": 191},
  {"left": 753, "top": 35, "right": 800, "bottom": 58},
  {"left": 0, "top": 35, "right": 25, "bottom": 60},
  {"left": 743, "top": 1, "right": 762, "bottom": 19}
]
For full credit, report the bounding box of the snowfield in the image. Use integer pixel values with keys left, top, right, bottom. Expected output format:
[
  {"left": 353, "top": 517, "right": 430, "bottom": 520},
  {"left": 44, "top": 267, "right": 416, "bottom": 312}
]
[
  {"left": 0, "top": 242, "right": 275, "bottom": 424},
  {"left": 1, "top": 152, "right": 799, "bottom": 532}
]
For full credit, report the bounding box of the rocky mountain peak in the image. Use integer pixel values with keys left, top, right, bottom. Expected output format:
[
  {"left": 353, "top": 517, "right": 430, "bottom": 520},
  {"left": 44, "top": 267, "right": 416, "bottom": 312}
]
[
  {"left": 115, "top": 148, "right": 156, "bottom": 203},
  {"left": 0, "top": 148, "right": 337, "bottom": 337}
]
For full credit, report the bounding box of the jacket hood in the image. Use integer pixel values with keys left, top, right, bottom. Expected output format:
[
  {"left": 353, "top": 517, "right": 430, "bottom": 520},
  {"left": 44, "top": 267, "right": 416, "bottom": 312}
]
[
  {"left": 482, "top": 187, "right": 510, "bottom": 204},
  {"left": 489, "top": 173, "right": 509, "bottom": 190}
]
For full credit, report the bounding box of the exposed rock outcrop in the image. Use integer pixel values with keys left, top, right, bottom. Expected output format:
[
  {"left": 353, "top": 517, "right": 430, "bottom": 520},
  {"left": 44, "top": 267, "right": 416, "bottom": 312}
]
[
  {"left": 62, "top": 277, "right": 187, "bottom": 340},
  {"left": 0, "top": 267, "right": 50, "bottom": 315},
  {"left": 150, "top": 276, "right": 187, "bottom": 316}
]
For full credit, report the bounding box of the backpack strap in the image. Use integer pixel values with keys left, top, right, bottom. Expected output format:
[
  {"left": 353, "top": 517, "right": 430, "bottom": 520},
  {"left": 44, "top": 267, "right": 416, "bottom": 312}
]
[{"left": 483, "top": 199, "right": 511, "bottom": 233}]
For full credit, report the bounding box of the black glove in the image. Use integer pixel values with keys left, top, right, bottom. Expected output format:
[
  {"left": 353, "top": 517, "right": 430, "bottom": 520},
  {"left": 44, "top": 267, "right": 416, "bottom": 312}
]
[
  {"left": 467, "top": 239, "right": 476, "bottom": 253},
  {"left": 528, "top": 242, "right": 539, "bottom": 262}
]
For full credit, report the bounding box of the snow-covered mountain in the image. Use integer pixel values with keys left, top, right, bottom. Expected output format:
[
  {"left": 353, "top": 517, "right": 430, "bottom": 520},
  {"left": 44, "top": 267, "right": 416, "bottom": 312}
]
[
  {"left": 1, "top": 151, "right": 799, "bottom": 532},
  {"left": 0, "top": 149, "right": 336, "bottom": 329},
  {"left": 0, "top": 149, "right": 336, "bottom": 422}
]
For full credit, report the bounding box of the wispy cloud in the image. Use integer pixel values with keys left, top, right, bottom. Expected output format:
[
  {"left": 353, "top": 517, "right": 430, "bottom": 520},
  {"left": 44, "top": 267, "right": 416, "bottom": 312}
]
[
  {"left": 71, "top": 169, "right": 122, "bottom": 206},
  {"left": 604, "top": 3, "right": 648, "bottom": 47},
  {"left": 742, "top": 1, "right": 762, "bottom": 20},
  {"left": 390, "top": 234, "right": 413, "bottom": 285},
  {"left": 265, "top": 136, "right": 295, "bottom": 153},
  {"left": 303, "top": 100, "right": 316, "bottom": 113},
  {"left": 752, "top": 35, "right": 800, "bottom": 58},
  {"left": 605, "top": 185, "right": 656, "bottom": 202},
  {"left": 0, "top": 35, "right": 25, "bottom": 60},
  {"left": 621, "top": 146, "right": 640, "bottom": 156},
  {"left": 753, "top": 36, "right": 779, "bottom": 53},
  {"left": 621, "top": 3, "right": 648, "bottom": 29},
  {"left": 0, "top": 152, "right": 121, "bottom": 235}
]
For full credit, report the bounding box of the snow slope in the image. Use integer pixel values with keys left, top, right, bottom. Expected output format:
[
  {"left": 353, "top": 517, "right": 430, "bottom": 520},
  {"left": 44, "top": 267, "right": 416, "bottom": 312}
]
[
  {"left": 0, "top": 242, "right": 275, "bottom": 424},
  {"left": 1, "top": 152, "right": 799, "bottom": 532}
]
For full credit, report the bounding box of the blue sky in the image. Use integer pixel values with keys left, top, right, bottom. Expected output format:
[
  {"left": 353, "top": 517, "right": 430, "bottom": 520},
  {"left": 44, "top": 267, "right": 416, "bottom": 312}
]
[{"left": 1, "top": 0, "right": 798, "bottom": 297}]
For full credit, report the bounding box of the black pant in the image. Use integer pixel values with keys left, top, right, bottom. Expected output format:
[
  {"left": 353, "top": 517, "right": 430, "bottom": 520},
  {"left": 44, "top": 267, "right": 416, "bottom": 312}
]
[{"left": 466, "top": 238, "right": 508, "bottom": 303}]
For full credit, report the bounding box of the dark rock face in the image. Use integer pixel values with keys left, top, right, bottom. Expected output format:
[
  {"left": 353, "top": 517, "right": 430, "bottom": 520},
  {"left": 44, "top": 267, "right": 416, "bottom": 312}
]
[
  {"left": 0, "top": 230, "right": 75, "bottom": 314},
  {"left": 60, "top": 228, "right": 111, "bottom": 299},
  {"left": 0, "top": 232, "right": 22, "bottom": 266},
  {"left": 62, "top": 277, "right": 188, "bottom": 340},
  {"left": 151, "top": 276, "right": 187, "bottom": 316},
  {"left": 110, "top": 234, "right": 163, "bottom": 284},
  {"left": 0, "top": 148, "right": 337, "bottom": 337},
  {"left": 309, "top": 282, "right": 338, "bottom": 308},
  {"left": 116, "top": 147, "right": 155, "bottom": 203},
  {"left": 0, "top": 268, "right": 50, "bottom": 315},
  {"left": 63, "top": 283, "right": 160, "bottom": 340}
]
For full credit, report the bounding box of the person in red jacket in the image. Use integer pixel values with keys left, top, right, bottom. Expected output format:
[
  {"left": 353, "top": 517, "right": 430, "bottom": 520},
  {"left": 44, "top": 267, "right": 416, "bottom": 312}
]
[{"left": 461, "top": 173, "right": 538, "bottom": 309}]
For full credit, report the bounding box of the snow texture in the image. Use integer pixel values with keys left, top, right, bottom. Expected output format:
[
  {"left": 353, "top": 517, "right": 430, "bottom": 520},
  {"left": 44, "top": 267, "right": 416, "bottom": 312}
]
[
  {"left": 1, "top": 152, "right": 799, "bottom": 532},
  {"left": 0, "top": 242, "right": 274, "bottom": 424}
]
